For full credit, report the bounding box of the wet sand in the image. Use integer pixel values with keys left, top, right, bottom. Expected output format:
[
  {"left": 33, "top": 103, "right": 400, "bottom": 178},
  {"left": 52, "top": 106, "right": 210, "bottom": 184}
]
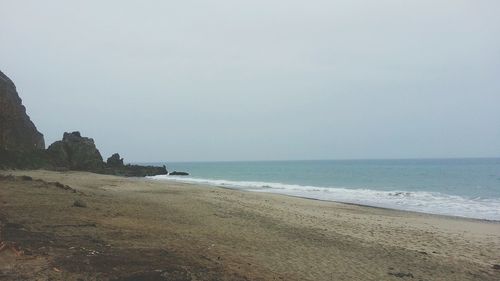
[{"left": 1, "top": 170, "right": 499, "bottom": 280}]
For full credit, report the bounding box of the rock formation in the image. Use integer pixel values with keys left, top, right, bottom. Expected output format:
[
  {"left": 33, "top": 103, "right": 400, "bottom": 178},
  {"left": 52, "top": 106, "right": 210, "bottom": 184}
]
[
  {"left": 47, "top": 131, "right": 104, "bottom": 171},
  {"left": 45, "top": 132, "right": 168, "bottom": 176},
  {"left": 107, "top": 153, "right": 124, "bottom": 167},
  {"left": 0, "top": 70, "right": 170, "bottom": 177},
  {"left": 104, "top": 163, "right": 168, "bottom": 177},
  {"left": 0, "top": 70, "right": 44, "bottom": 151},
  {"left": 104, "top": 152, "right": 168, "bottom": 177},
  {"left": 169, "top": 171, "right": 189, "bottom": 176}
]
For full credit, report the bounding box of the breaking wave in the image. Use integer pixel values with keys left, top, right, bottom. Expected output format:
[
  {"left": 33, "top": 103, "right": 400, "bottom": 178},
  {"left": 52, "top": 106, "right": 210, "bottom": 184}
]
[{"left": 149, "top": 175, "right": 500, "bottom": 221}]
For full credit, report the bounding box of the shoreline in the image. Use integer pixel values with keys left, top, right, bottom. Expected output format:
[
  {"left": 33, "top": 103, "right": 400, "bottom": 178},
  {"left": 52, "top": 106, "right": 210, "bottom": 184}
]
[
  {"left": 148, "top": 176, "right": 500, "bottom": 223},
  {"left": 1, "top": 170, "right": 499, "bottom": 280}
]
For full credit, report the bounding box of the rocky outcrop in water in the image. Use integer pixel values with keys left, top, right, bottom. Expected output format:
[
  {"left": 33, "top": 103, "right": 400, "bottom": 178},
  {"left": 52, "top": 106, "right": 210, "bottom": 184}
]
[
  {"left": 0, "top": 70, "right": 44, "bottom": 152},
  {"left": 104, "top": 163, "right": 168, "bottom": 177},
  {"left": 47, "top": 131, "right": 104, "bottom": 171},
  {"left": 169, "top": 171, "right": 189, "bottom": 176},
  {"left": 104, "top": 152, "right": 168, "bottom": 176}
]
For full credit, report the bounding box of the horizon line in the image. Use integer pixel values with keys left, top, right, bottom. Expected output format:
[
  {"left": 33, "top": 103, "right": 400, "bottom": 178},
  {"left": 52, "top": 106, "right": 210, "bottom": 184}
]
[{"left": 131, "top": 156, "right": 500, "bottom": 164}]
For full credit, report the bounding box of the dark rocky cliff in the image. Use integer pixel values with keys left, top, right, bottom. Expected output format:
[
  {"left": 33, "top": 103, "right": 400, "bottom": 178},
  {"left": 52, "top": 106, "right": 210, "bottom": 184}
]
[
  {"left": 0, "top": 70, "right": 168, "bottom": 177},
  {"left": 0, "top": 70, "right": 45, "bottom": 151}
]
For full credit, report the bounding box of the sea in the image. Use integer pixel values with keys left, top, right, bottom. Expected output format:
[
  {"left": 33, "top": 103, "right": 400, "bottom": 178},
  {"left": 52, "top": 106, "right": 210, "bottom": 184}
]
[{"left": 147, "top": 158, "right": 500, "bottom": 221}]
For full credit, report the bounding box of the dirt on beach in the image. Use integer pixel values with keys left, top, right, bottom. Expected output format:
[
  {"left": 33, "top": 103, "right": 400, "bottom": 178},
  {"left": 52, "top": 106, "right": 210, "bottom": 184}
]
[{"left": 1, "top": 170, "right": 499, "bottom": 281}]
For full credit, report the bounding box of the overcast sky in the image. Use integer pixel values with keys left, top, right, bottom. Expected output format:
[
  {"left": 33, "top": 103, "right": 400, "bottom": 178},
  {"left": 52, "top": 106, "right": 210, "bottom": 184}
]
[{"left": 1, "top": 0, "right": 499, "bottom": 162}]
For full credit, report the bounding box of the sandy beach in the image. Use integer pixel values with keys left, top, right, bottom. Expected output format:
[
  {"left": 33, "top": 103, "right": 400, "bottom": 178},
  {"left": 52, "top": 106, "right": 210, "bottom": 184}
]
[{"left": 1, "top": 170, "right": 499, "bottom": 281}]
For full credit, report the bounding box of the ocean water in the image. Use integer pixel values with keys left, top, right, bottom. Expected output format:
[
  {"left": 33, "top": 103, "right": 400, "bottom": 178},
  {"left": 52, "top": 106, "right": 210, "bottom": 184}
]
[{"left": 147, "top": 158, "right": 500, "bottom": 221}]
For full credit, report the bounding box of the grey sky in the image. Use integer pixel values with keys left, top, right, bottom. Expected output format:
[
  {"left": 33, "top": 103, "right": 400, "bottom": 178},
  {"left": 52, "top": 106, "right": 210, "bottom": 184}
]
[{"left": 1, "top": 0, "right": 499, "bottom": 161}]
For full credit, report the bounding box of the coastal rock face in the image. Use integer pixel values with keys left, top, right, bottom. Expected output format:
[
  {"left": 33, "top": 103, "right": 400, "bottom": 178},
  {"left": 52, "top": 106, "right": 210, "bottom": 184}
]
[
  {"left": 47, "top": 131, "right": 104, "bottom": 170},
  {"left": 0, "top": 70, "right": 45, "bottom": 151},
  {"left": 0, "top": 69, "right": 169, "bottom": 176}
]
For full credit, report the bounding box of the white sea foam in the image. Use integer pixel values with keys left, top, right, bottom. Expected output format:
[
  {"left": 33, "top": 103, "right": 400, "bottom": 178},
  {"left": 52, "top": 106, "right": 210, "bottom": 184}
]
[{"left": 149, "top": 175, "right": 500, "bottom": 221}]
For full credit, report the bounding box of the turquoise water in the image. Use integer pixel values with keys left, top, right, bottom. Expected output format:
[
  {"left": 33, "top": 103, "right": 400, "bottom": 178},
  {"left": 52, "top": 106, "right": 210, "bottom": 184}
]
[{"left": 148, "top": 158, "right": 500, "bottom": 220}]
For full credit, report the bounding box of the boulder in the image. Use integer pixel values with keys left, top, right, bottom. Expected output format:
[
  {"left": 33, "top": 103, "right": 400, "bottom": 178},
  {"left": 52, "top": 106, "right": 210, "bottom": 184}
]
[
  {"left": 107, "top": 153, "right": 124, "bottom": 167},
  {"left": 0, "top": 70, "right": 44, "bottom": 152},
  {"left": 47, "top": 131, "right": 104, "bottom": 171}
]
